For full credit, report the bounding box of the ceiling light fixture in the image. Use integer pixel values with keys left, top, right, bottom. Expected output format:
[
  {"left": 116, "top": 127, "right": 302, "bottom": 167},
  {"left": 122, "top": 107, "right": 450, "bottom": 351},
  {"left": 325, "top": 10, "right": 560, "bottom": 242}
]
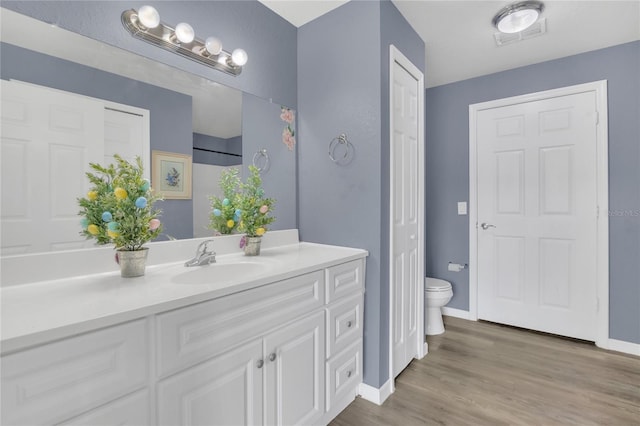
[
  {"left": 492, "top": 0, "right": 544, "bottom": 34},
  {"left": 121, "top": 6, "right": 247, "bottom": 76}
]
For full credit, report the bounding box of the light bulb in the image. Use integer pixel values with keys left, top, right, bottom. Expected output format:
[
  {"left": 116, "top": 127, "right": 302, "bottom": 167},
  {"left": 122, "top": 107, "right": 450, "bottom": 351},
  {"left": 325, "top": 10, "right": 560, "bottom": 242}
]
[
  {"left": 174, "top": 22, "right": 195, "bottom": 44},
  {"left": 205, "top": 37, "right": 222, "bottom": 56},
  {"left": 231, "top": 48, "right": 248, "bottom": 66},
  {"left": 497, "top": 9, "right": 539, "bottom": 33},
  {"left": 137, "top": 5, "right": 160, "bottom": 29}
]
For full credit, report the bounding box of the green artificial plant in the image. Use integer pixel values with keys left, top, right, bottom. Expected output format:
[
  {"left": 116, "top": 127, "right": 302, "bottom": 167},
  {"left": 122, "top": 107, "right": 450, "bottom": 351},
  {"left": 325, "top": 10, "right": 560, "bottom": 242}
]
[
  {"left": 237, "top": 165, "right": 275, "bottom": 237},
  {"left": 209, "top": 168, "right": 242, "bottom": 234},
  {"left": 77, "top": 155, "right": 162, "bottom": 251}
]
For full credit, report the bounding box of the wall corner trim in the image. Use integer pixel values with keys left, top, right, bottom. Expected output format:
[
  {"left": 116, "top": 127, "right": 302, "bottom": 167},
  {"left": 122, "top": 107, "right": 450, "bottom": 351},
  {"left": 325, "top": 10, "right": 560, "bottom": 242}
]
[
  {"left": 358, "top": 379, "right": 393, "bottom": 405},
  {"left": 442, "top": 307, "right": 473, "bottom": 320},
  {"left": 607, "top": 339, "right": 640, "bottom": 356}
]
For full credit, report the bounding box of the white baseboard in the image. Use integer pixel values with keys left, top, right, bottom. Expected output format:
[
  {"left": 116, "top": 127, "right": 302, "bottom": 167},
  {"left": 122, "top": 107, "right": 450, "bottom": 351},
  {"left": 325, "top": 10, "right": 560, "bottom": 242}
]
[
  {"left": 358, "top": 378, "right": 393, "bottom": 406},
  {"left": 442, "top": 307, "right": 472, "bottom": 320},
  {"left": 607, "top": 339, "right": 640, "bottom": 356}
]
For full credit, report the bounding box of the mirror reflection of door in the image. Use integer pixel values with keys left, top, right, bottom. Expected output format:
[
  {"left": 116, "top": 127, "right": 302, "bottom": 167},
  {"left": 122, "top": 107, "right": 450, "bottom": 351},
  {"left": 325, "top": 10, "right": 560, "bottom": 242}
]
[{"left": 0, "top": 80, "right": 149, "bottom": 255}]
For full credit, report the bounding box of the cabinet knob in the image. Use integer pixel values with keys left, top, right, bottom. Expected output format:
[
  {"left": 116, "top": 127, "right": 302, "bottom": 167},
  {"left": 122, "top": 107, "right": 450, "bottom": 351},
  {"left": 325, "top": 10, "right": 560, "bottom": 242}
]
[
  {"left": 269, "top": 352, "right": 277, "bottom": 362},
  {"left": 347, "top": 370, "right": 352, "bottom": 378},
  {"left": 257, "top": 359, "right": 264, "bottom": 369},
  {"left": 347, "top": 320, "right": 353, "bottom": 328}
]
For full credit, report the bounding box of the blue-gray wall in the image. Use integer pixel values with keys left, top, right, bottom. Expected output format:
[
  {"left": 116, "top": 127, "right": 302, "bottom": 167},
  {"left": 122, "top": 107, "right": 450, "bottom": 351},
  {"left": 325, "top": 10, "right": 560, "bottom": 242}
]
[
  {"left": 298, "top": 0, "right": 424, "bottom": 388},
  {"left": 193, "top": 133, "right": 242, "bottom": 166},
  {"left": 426, "top": 41, "right": 640, "bottom": 344},
  {"left": 0, "top": 42, "right": 193, "bottom": 240},
  {"left": 1, "top": 1, "right": 297, "bottom": 108},
  {"left": 242, "top": 93, "right": 297, "bottom": 231}
]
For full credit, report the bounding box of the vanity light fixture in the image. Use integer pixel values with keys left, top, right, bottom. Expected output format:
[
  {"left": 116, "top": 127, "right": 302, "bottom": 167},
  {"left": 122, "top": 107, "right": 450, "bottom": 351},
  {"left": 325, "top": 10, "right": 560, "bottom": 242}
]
[
  {"left": 492, "top": 0, "right": 544, "bottom": 34},
  {"left": 121, "top": 6, "right": 247, "bottom": 76}
]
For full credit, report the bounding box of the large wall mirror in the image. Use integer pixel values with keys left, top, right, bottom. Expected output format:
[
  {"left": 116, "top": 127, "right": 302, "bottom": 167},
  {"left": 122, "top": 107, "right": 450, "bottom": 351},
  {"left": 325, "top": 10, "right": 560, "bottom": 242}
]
[{"left": 0, "top": 9, "right": 297, "bottom": 255}]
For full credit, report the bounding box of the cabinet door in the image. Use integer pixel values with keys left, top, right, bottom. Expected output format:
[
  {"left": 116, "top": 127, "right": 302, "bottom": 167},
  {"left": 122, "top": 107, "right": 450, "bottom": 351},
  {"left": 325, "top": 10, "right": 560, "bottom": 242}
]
[
  {"left": 264, "top": 311, "right": 325, "bottom": 426},
  {"left": 157, "top": 340, "right": 263, "bottom": 426}
]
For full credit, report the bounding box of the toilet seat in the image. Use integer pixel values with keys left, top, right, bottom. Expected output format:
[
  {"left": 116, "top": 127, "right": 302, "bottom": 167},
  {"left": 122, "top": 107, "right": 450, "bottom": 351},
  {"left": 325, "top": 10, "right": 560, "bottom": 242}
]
[
  {"left": 425, "top": 284, "right": 451, "bottom": 293},
  {"left": 425, "top": 279, "right": 452, "bottom": 292}
]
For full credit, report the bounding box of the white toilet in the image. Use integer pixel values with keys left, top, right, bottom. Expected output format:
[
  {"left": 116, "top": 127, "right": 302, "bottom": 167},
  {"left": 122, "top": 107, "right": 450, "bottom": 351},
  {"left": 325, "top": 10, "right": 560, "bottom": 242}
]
[{"left": 424, "top": 277, "right": 453, "bottom": 335}]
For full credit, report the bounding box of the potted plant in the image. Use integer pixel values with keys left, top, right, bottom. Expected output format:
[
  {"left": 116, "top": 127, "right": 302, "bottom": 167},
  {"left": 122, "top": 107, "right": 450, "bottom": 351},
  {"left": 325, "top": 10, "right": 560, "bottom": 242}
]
[
  {"left": 237, "top": 166, "right": 275, "bottom": 256},
  {"left": 78, "top": 154, "right": 162, "bottom": 277},
  {"left": 209, "top": 168, "right": 241, "bottom": 235}
]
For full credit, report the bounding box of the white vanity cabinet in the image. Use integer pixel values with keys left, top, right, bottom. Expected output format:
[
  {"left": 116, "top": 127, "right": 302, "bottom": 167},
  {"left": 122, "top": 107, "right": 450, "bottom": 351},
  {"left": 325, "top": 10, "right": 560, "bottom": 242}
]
[
  {"left": 156, "top": 260, "right": 364, "bottom": 426},
  {"left": 157, "top": 310, "right": 326, "bottom": 426},
  {"left": 1, "top": 248, "right": 366, "bottom": 426}
]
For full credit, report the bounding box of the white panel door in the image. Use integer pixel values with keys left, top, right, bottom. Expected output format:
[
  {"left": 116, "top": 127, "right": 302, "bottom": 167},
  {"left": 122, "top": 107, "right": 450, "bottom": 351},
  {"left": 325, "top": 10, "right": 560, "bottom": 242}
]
[
  {"left": 157, "top": 339, "right": 264, "bottom": 426},
  {"left": 1, "top": 80, "right": 104, "bottom": 254},
  {"left": 264, "top": 311, "right": 325, "bottom": 426},
  {"left": 103, "top": 107, "right": 145, "bottom": 167},
  {"left": 477, "top": 91, "right": 598, "bottom": 340},
  {"left": 391, "top": 61, "right": 419, "bottom": 377}
]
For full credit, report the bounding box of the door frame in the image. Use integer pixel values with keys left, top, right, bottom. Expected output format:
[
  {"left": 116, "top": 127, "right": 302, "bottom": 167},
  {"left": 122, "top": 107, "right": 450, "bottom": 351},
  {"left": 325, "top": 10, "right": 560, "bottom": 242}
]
[
  {"left": 468, "top": 80, "right": 609, "bottom": 348},
  {"left": 388, "top": 44, "right": 426, "bottom": 394}
]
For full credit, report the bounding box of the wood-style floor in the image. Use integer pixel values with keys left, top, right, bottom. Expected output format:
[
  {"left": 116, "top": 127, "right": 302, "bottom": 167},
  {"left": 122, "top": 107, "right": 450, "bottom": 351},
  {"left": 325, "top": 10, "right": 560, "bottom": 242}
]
[{"left": 331, "top": 316, "right": 640, "bottom": 425}]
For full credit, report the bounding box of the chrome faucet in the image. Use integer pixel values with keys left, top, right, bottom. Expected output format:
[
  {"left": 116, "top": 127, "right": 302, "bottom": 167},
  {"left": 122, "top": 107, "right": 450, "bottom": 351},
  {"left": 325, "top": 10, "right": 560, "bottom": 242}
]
[{"left": 185, "top": 239, "right": 216, "bottom": 267}]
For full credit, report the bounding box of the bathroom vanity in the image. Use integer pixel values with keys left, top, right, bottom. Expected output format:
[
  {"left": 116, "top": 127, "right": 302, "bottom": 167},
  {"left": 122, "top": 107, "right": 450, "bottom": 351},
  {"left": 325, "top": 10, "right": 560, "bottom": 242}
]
[{"left": 1, "top": 232, "right": 367, "bottom": 425}]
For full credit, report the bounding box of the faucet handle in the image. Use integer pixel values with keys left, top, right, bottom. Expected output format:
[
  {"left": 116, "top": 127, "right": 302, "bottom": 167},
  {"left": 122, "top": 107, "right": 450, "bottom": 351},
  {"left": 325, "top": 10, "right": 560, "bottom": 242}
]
[{"left": 197, "top": 239, "right": 215, "bottom": 255}]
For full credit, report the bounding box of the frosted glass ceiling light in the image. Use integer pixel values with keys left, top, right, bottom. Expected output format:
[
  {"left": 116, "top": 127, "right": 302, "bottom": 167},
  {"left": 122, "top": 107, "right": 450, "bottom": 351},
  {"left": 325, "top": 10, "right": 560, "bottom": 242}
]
[
  {"left": 492, "top": 1, "right": 544, "bottom": 34},
  {"left": 122, "top": 7, "right": 247, "bottom": 76},
  {"left": 136, "top": 5, "right": 159, "bottom": 29},
  {"left": 204, "top": 37, "right": 223, "bottom": 56},
  {"left": 174, "top": 22, "right": 195, "bottom": 44},
  {"left": 231, "top": 48, "right": 248, "bottom": 66}
]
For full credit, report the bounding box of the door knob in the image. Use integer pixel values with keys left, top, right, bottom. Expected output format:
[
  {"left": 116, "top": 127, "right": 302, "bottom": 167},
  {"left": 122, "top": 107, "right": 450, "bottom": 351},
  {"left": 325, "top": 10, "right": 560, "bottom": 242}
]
[
  {"left": 257, "top": 359, "right": 264, "bottom": 369},
  {"left": 480, "top": 223, "right": 496, "bottom": 230},
  {"left": 269, "top": 352, "right": 277, "bottom": 362}
]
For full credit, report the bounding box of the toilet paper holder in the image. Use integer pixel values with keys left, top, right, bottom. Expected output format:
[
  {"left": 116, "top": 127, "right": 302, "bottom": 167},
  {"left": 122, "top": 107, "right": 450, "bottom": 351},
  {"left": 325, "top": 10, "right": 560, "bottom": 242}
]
[{"left": 448, "top": 262, "right": 468, "bottom": 272}]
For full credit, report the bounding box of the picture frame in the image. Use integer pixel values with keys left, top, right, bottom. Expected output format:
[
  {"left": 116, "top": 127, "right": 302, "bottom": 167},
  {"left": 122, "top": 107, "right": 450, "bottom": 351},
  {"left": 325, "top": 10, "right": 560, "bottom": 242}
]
[{"left": 152, "top": 150, "right": 192, "bottom": 199}]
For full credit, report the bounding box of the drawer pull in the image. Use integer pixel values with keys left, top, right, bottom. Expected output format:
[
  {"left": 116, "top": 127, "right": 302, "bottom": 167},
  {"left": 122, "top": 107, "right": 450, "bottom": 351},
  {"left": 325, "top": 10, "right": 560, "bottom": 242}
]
[
  {"left": 269, "top": 352, "right": 277, "bottom": 362},
  {"left": 347, "top": 370, "right": 352, "bottom": 378},
  {"left": 257, "top": 359, "right": 264, "bottom": 369},
  {"left": 347, "top": 321, "right": 353, "bottom": 328}
]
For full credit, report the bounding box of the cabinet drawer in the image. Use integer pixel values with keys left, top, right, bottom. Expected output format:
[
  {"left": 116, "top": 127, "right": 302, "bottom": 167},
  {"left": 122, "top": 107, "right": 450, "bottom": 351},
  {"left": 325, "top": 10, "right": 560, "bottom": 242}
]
[
  {"left": 59, "top": 390, "right": 149, "bottom": 426},
  {"left": 326, "top": 340, "right": 362, "bottom": 413},
  {"left": 326, "top": 293, "right": 363, "bottom": 358},
  {"left": 326, "top": 259, "right": 364, "bottom": 303},
  {"left": 1, "top": 320, "right": 147, "bottom": 426},
  {"left": 156, "top": 270, "right": 325, "bottom": 377}
]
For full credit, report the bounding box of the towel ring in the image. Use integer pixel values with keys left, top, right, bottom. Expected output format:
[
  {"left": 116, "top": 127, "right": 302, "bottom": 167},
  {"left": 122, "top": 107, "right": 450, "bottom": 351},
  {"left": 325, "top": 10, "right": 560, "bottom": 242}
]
[
  {"left": 252, "top": 149, "right": 270, "bottom": 172},
  {"left": 329, "top": 133, "right": 352, "bottom": 164}
]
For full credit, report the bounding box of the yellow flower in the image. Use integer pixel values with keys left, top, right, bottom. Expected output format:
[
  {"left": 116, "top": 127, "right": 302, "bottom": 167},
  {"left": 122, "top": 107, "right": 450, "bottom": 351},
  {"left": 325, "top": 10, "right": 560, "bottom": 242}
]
[
  {"left": 87, "top": 224, "right": 100, "bottom": 235},
  {"left": 87, "top": 191, "right": 98, "bottom": 201},
  {"left": 114, "top": 187, "right": 128, "bottom": 200},
  {"left": 226, "top": 219, "right": 235, "bottom": 228},
  {"left": 107, "top": 230, "right": 120, "bottom": 239},
  {"left": 256, "top": 227, "right": 265, "bottom": 236}
]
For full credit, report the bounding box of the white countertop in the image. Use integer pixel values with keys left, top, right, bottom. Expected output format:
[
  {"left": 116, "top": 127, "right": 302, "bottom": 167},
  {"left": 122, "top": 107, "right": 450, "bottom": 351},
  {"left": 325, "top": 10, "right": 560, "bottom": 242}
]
[{"left": 1, "top": 242, "right": 367, "bottom": 354}]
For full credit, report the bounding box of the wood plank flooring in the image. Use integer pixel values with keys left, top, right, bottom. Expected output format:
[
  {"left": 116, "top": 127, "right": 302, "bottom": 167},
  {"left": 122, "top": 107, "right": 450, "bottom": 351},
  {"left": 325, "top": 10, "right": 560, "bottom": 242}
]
[{"left": 331, "top": 316, "right": 640, "bottom": 425}]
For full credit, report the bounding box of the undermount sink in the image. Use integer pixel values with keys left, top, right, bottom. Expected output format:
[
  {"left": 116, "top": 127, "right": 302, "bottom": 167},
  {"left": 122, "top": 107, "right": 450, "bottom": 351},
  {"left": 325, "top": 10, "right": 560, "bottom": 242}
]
[{"left": 170, "top": 260, "right": 267, "bottom": 285}]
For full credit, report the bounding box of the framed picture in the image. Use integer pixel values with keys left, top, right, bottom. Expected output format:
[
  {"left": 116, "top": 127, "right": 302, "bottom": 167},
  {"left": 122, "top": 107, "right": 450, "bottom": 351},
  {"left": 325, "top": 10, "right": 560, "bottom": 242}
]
[{"left": 152, "top": 150, "right": 192, "bottom": 199}]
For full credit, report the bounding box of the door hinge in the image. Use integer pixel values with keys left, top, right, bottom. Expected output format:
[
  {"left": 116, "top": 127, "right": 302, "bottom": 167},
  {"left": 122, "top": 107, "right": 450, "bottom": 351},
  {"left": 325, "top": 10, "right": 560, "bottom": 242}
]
[{"left": 595, "top": 111, "right": 599, "bottom": 125}]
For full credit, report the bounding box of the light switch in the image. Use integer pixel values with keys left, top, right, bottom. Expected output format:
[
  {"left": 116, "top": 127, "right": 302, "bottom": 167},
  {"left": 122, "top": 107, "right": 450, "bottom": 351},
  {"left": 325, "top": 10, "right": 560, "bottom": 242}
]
[{"left": 457, "top": 202, "right": 467, "bottom": 215}]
